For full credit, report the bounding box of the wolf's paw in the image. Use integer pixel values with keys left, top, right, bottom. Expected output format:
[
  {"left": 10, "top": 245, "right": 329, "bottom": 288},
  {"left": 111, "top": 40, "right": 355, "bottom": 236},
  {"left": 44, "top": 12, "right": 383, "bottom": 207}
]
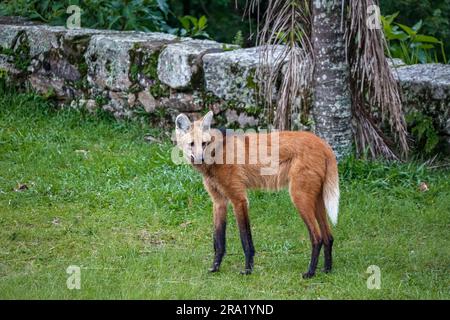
[
  {"left": 208, "top": 266, "right": 220, "bottom": 273},
  {"left": 322, "top": 267, "right": 332, "bottom": 274},
  {"left": 302, "top": 271, "right": 315, "bottom": 279},
  {"left": 240, "top": 269, "right": 253, "bottom": 275}
]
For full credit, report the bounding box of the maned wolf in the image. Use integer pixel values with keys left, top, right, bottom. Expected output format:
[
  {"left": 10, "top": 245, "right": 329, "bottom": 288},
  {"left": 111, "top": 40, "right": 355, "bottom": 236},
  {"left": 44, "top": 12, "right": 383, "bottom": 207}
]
[{"left": 175, "top": 111, "right": 339, "bottom": 278}]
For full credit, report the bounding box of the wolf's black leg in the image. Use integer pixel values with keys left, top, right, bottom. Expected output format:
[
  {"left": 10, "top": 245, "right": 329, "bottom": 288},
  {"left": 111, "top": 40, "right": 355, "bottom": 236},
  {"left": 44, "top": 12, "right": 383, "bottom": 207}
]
[
  {"left": 208, "top": 199, "right": 228, "bottom": 273},
  {"left": 209, "top": 220, "right": 226, "bottom": 272},
  {"left": 233, "top": 198, "right": 255, "bottom": 275},
  {"left": 303, "top": 239, "right": 323, "bottom": 279},
  {"left": 323, "top": 236, "right": 333, "bottom": 273}
]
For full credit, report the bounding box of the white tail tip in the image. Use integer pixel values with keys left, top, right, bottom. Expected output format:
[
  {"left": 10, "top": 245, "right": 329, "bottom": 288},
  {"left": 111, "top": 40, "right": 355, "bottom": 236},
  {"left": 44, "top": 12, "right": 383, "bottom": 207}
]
[{"left": 324, "top": 187, "right": 339, "bottom": 226}]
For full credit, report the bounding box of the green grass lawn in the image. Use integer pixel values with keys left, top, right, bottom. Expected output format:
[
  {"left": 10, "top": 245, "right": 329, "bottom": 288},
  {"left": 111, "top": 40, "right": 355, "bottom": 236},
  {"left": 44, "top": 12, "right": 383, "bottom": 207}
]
[{"left": 0, "top": 91, "right": 449, "bottom": 299}]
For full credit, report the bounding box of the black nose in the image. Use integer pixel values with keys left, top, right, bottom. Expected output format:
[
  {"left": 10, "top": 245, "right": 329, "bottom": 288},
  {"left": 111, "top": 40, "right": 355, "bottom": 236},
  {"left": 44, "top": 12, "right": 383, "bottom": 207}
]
[{"left": 190, "top": 155, "right": 204, "bottom": 164}]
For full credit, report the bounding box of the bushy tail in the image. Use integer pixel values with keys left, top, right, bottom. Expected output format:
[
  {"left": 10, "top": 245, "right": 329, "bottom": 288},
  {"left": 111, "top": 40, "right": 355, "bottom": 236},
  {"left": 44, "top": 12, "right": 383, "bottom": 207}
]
[{"left": 323, "top": 157, "right": 340, "bottom": 226}]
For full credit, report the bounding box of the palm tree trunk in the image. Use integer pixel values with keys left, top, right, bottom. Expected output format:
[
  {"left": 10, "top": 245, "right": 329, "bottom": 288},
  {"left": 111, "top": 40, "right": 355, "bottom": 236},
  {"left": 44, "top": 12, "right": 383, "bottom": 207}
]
[{"left": 311, "top": 0, "right": 353, "bottom": 159}]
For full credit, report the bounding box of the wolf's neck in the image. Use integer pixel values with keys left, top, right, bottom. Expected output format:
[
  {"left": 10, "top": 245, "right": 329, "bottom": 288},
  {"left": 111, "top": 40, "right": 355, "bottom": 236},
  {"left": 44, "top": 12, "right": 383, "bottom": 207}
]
[{"left": 192, "top": 163, "right": 216, "bottom": 177}]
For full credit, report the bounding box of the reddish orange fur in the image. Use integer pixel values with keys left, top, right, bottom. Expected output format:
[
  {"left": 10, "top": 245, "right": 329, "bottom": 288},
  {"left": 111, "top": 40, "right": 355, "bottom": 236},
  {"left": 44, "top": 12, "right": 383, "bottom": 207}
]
[{"left": 176, "top": 113, "right": 339, "bottom": 277}]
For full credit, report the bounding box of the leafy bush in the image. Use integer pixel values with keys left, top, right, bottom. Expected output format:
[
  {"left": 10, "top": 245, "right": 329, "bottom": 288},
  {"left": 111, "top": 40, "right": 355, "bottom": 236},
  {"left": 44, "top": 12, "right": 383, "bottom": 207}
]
[
  {"left": 0, "top": 0, "right": 170, "bottom": 31},
  {"left": 406, "top": 112, "right": 440, "bottom": 155},
  {"left": 176, "top": 15, "right": 209, "bottom": 38},
  {"left": 0, "top": 0, "right": 209, "bottom": 38},
  {"left": 168, "top": 0, "right": 254, "bottom": 46},
  {"left": 380, "top": 0, "right": 450, "bottom": 63},
  {"left": 382, "top": 12, "right": 447, "bottom": 64}
]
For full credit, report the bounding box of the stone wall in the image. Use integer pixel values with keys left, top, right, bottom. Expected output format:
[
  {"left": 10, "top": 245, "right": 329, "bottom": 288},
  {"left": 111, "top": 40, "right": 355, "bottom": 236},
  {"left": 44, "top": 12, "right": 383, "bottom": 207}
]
[
  {"left": 1, "top": 17, "right": 449, "bottom": 152},
  {"left": 0, "top": 17, "right": 266, "bottom": 129},
  {"left": 394, "top": 63, "right": 450, "bottom": 140}
]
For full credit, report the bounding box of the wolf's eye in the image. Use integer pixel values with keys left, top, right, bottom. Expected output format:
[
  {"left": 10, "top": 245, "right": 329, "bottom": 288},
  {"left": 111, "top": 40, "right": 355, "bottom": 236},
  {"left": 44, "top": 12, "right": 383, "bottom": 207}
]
[{"left": 189, "top": 142, "right": 195, "bottom": 147}]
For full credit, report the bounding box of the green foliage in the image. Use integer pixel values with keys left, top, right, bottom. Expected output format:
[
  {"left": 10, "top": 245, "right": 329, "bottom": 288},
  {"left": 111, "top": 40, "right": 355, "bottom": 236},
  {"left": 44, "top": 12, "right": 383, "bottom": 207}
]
[
  {"left": 0, "top": 0, "right": 171, "bottom": 32},
  {"left": 168, "top": 0, "right": 254, "bottom": 46},
  {"left": 0, "top": 90, "right": 449, "bottom": 299},
  {"left": 232, "top": 30, "right": 244, "bottom": 47},
  {"left": 246, "top": 75, "right": 257, "bottom": 90},
  {"left": 0, "top": 0, "right": 207, "bottom": 37},
  {"left": 176, "top": 15, "right": 210, "bottom": 39},
  {"left": 148, "top": 82, "right": 169, "bottom": 99},
  {"left": 94, "top": 94, "right": 108, "bottom": 108},
  {"left": 382, "top": 12, "right": 447, "bottom": 64},
  {"left": 0, "top": 35, "right": 31, "bottom": 72},
  {"left": 142, "top": 52, "right": 159, "bottom": 80},
  {"left": 96, "top": 0, "right": 170, "bottom": 32},
  {"left": 340, "top": 156, "right": 429, "bottom": 188},
  {"left": 221, "top": 44, "right": 238, "bottom": 52},
  {"left": 142, "top": 52, "right": 170, "bottom": 98},
  {"left": 0, "top": 68, "right": 9, "bottom": 91},
  {"left": 380, "top": 0, "right": 450, "bottom": 63},
  {"left": 1, "top": 0, "right": 448, "bottom": 56},
  {"left": 406, "top": 112, "right": 440, "bottom": 155}
]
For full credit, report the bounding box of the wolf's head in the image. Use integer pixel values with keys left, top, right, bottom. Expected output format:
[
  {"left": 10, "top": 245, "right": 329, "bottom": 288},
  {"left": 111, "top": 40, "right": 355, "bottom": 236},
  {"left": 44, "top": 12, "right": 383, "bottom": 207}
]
[{"left": 175, "top": 111, "right": 217, "bottom": 164}]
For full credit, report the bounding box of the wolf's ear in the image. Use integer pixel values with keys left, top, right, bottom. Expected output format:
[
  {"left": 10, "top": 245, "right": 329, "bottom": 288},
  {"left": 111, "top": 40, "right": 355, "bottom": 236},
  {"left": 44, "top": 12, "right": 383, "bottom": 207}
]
[
  {"left": 175, "top": 113, "right": 191, "bottom": 133},
  {"left": 202, "top": 111, "right": 214, "bottom": 131}
]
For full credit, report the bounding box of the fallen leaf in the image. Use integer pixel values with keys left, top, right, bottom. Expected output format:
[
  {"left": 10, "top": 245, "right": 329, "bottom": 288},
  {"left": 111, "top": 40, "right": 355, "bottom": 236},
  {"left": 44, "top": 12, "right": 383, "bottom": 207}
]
[
  {"left": 14, "top": 183, "right": 28, "bottom": 192},
  {"left": 419, "top": 182, "right": 429, "bottom": 192},
  {"left": 179, "top": 221, "right": 192, "bottom": 228},
  {"left": 75, "top": 149, "right": 89, "bottom": 158}
]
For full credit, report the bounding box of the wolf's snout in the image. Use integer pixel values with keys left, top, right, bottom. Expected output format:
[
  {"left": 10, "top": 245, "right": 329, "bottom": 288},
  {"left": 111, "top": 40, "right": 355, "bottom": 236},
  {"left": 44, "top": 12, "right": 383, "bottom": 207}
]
[{"left": 191, "top": 154, "right": 204, "bottom": 164}]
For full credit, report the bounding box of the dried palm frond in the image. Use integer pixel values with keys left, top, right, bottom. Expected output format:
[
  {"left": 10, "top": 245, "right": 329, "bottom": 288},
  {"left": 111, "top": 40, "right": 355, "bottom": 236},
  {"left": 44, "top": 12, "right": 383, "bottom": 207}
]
[
  {"left": 346, "top": 0, "right": 409, "bottom": 159},
  {"left": 245, "top": 0, "right": 314, "bottom": 130},
  {"left": 353, "top": 97, "right": 399, "bottom": 160},
  {"left": 245, "top": 0, "right": 409, "bottom": 160}
]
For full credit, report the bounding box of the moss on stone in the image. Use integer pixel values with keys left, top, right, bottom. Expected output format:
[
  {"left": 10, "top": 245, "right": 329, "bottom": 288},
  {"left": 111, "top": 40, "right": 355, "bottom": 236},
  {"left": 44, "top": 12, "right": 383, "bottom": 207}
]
[
  {"left": 149, "top": 82, "right": 169, "bottom": 99},
  {"left": 0, "top": 68, "right": 8, "bottom": 78},
  {"left": 244, "top": 104, "right": 264, "bottom": 117},
  {"left": 245, "top": 72, "right": 257, "bottom": 91},
  {"left": 201, "top": 91, "right": 221, "bottom": 106},
  {"left": 229, "top": 62, "right": 241, "bottom": 76},
  {"left": 63, "top": 35, "right": 90, "bottom": 73},
  {"left": 0, "top": 32, "right": 31, "bottom": 72},
  {"left": 78, "top": 61, "right": 88, "bottom": 78},
  {"left": 142, "top": 51, "right": 159, "bottom": 80},
  {"left": 0, "top": 47, "right": 14, "bottom": 56},
  {"left": 143, "top": 51, "right": 169, "bottom": 99},
  {"left": 128, "top": 48, "right": 141, "bottom": 84},
  {"left": 95, "top": 95, "right": 108, "bottom": 108},
  {"left": 128, "top": 83, "right": 142, "bottom": 94},
  {"left": 198, "top": 89, "right": 266, "bottom": 129},
  {"left": 14, "top": 35, "right": 31, "bottom": 72},
  {"left": 128, "top": 47, "right": 169, "bottom": 99},
  {"left": 129, "top": 65, "right": 139, "bottom": 84},
  {"left": 72, "top": 78, "right": 88, "bottom": 91},
  {"left": 105, "top": 59, "right": 113, "bottom": 74},
  {"left": 42, "top": 88, "right": 57, "bottom": 101}
]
